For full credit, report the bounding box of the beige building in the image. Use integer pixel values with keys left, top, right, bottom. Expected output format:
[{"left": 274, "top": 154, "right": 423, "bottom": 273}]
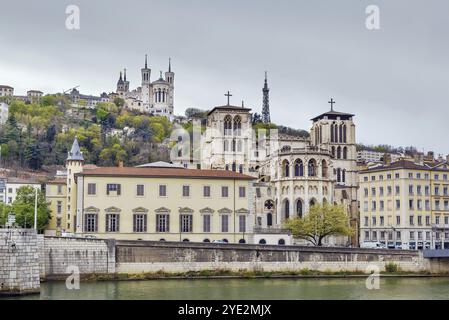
[
  {"left": 359, "top": 160, "right": 449, "bottom": 250},
  {"left": 0, "top": 85, "right": 14, "bottom": 97},
  {"left": 45, "top": 178, "right": 67, "bottom": 236},
  {"left": 46, "top": 138, "right": 256, "bottom": 243}
]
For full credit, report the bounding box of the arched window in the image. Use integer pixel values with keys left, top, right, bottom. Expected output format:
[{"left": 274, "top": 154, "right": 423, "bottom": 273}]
[
  {"left": 296, "top": 200, "right": 303, "bottom": 218},
  {"left": 239, "top": 239, "right": 246, "bottom": 244},
  {"left": 225, "top": 164, "right": 229, "bottom": 171},
  {"left": 182, "top": 239, "right": 190, "bottom": 242},
  {"left": 343, "top": 124, "right": 347, "bottom": 143},
  {"left": 308, "top": 159, "right": 317, "bottom": 177},
  {"left": 259, "top": 239, "right": 267, "bottom": 245},
  {"left": 267, "top": 213, "right": 273, "bottom": 226},
  {"left": 331, "top": 146, "right": 336, "bottom": 158},
  {"left": 294, "top": 159, "right": 304, "bottom": 177},
  {"left": 222, "top": 239, "right": 229, "bottom": 243},
  {"left": 337, "top": 146, "right": 342, "bottom": 159},
  {"left": 342, "top": 169, "right": 346, "bottom": 183},
  {"left": 232, "top": 162, "right": 236, "bottom": 172},
  {"left": 278, "top": 239, "right": 286, "bottom": 245},
  {"left": 322, "top": 160, "right": 328, "bottom": 178},
  {"left": 309, "top": 199, "right": 316, "bottom": 207},
  {"left": 284, "top": 200, "right": 290, "bottom": 220},
  {"left": 203, "top": 239, "right": 210, "bottom": 243},
  {"left": 343, "top": 147, "right": 348, "bottom": 160},
  {"left": 319, "top": 125, "right": 322, "bottom": 144},
  {"left": 223, "top": 140, "right": 229, "bottom": 152},
  {"left": 233, "top": 116, "right": 242, "bottom": 136},
  {"left": 232, "top": 139, "right": 236, "bottom": 152},
  {"left": 331, "top": 123, "right": 335, "bottom": 142},
  {"left": 337, "top": 168, "right": 341, "bottom": 183},
  {"left": 283, "top": 160, "right": 290, "bottom": 177},
  {"left": 239, "top": 164, "right": 243, "bottom": 173},
  {"left": 224, "top": 115, "right": 232, "bottom": 136},
  {"left": 339, "top": 124, "right": 343, "bottom": 143}
]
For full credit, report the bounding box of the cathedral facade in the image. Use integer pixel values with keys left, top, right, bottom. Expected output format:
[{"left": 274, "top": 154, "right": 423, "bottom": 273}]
[
  {"left": 190, "top": 76, "right": 359, "bottom": 246},
  {"left": 114, "top": 55, "right": 175, "bottom": 118}
]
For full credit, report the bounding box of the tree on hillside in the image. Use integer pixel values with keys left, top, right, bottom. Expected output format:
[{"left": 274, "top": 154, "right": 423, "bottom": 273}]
[
  {"left": 185, "top": 108, "right": 208, "bottom": 119},
  {"left": 284, "top": 204, "right": 354, "bottom": 246},
  {"left": 0, "top": 203, "right": 12, "bottom": 226},
  {"left": 12, "top": 186, "right": 51, "bottom": 232}
]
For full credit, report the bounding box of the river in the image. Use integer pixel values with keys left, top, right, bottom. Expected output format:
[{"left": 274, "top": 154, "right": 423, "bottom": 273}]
[{"left": 4, "top": 277, "right": 449, "bottom": 300}]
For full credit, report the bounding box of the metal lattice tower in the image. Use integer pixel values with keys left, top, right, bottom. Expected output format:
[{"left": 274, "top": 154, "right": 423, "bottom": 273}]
[{"left": 262, "top": 71, "right": 270, "bottom": 123}]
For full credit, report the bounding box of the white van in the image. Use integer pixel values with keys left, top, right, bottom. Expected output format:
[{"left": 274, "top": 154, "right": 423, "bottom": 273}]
[{"left": 360, "top": 241, "right": 385, "bottom": 249}]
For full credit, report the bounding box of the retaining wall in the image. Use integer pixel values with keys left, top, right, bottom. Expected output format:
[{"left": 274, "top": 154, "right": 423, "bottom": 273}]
[{"left": 0, "top": 229, "right": 40, "bottom": 295}]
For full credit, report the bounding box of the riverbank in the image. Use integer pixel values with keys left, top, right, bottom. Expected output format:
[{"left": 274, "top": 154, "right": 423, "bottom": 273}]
[{"left": 42, "top": 267, "right": 449, "bottom": 282}]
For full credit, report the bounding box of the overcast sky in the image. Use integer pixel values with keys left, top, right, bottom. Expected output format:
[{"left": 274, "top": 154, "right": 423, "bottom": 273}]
[{"left": 1, "top": 0, "right": 448, "bottom": 154}]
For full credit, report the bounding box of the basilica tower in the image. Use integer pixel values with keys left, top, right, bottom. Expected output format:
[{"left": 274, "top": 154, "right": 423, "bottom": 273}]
[{"left": 141, "top": 54, "right": 151, "bottom": 106}]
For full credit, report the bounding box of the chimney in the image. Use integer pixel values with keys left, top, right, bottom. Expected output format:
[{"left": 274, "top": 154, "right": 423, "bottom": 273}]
[
  {"left": 118, "top": 160, "right": 124, "bottom": 168},
  {"left": 414, "top": 153, "right": 424, "bottom": 165}
]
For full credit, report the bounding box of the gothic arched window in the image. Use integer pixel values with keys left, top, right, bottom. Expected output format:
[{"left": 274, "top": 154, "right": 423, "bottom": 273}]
[
  {"left": 294, "top": 159, "right": 304, "bottom": 177},
  {"left": 223, "top": 140, "right": 229, "bottom": 152},
  {"left": 322, "top": 160, "right": 328, "bottom": 178},
  {"left": 224, "top": 115, "right": 232, "bottom": 136},
  {"left": 283, "top": 160, "right": 290, "bottom": 177},
  {"left": 232, "top": 139, "right": 236, "bottom": 152},
  {"left": 339, "top": 124, "right": 343, "bottom": 143},
  {"left": 343, "top": 124, "right": 347, "bottom": 143},
  {"left": 233, "top": 116, "right": 242, "bottom": 136},
  {"left": 284, "top": 200, "right": 290, "bottom": 220},
  {"left": 308, "top": 159, "right": 317, "bottom": 177},
  {"left": 296, "top": 200, "right": 303, "bottom": 218},
  {"left": 331, "top": 146, "right": 336, "bottom": 158},
  {"left": 343, "top": 147, "right": 348, "bottom": 159},
  {"left": 232, "top": 162, "right": 236, "bottom": 172},
  {"left": 342, "top": 169, "right": 346, "bottom": 183},
  {"left": 330, "top": 123, "right": 335, "bottom": 142},
  {"left": 337, "top": 146, "right": 342, "bottom": 159},
  {"left": 337, "top": 168, "right": 341, "bottom": 183}
]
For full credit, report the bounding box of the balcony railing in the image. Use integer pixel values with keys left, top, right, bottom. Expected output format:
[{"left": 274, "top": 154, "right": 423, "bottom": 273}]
[{"left": 253, "top": 227, "right": 291, "bottom": 235}]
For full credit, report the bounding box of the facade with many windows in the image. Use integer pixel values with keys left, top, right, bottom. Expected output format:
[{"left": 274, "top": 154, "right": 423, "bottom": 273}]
[
  {"left": 74, "top": 167, "right": 254, "bottom": 242},
  {"left": 359, "top": 160, "right": 449, "bottom": 250},
  {"left": 45, "top": 138, "right": 256, "bottom": 243}
]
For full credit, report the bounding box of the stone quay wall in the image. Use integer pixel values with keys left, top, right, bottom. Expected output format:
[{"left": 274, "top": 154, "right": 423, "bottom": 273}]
[
  {"left": 115, "top": 240, "right": 429, "bottom": 274},
  {"left": 0, "top": 229, "right": 40, "bottom": 295},
  {"left": 40, "top": 237, "right": 115, "bottom": 279}
]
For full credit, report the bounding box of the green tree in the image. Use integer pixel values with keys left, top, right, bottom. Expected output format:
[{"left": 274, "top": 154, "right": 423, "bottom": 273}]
[
  {"left": 0, "top": 202, "right": 12, "bottom": 226},
  {"left": 12, "top": 186, "right": 51, "bottom": 232},
  {"left": 284, "top": 204, "right": 354, "bottom": 246}
]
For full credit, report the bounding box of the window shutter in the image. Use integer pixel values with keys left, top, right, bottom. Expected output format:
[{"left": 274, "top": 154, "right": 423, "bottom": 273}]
[
  {"left": 117, "top": 184, "right": 121, "bottom": 195},
  {"left": 167, "top": 215, "right": 170, "bottom": 232},
  {"left": 84, "top": 214, "right": 87, "bottom": 232},
  {"left": 105, "top": 214, "right": 109, "bottom": 232},
  {"left": 117, "top": 214, "right": 120, "bottom": 232},
  {"left": 95, "top": 214, "right": 98, "bottom": 232}
]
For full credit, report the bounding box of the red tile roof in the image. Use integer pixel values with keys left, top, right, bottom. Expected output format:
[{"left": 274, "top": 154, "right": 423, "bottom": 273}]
[{"left": 77, "top": 167, "right": 255, "bottom": 180}]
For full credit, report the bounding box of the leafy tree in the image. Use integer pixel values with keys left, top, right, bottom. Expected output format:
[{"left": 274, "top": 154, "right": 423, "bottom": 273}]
[
  {"left": 185, "top": 108, "right": 207, "bottom": 119},
  {"left": 0, "top": 203, "right": 12, "bottom": 226},
  {"left": 12, "top": 186, "right": 51, "bottom": 232},
  {"left": 113, "top": 97, "right": 125, "bottom": 108},
  {"left": 284, "top": 204, "right": 354, "bottom": 246},
  {"left": 24, "top": 141, "right": 43, "bottom": 170},
  {"left": 252, "top": 112, "right": 262, "bottom": 125}
]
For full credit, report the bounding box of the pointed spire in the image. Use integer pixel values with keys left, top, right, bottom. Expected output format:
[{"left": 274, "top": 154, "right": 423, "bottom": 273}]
[
  {"left": 119, "top": 71, "right": 123, "bottom": 81},
  {"left": 124, "top": 68, "right": 127, "bottom": 81},
  {"left": 160, "top": 71, "right": 163, "bottom": 79},
  {"left": 262, "top": 71, "right": 271, "bottom": 123},
  {"left": 168, "top": 57, "right": 172, "bottom": 73},
  {"left": 67, "top": 136, "right": 84, "bottom": 161},
  {"left": 242, "top": 100, "right": 245, "bottom": 108},
  {"left": 145, "top": 54, "right": 148, "bottom": 69}
]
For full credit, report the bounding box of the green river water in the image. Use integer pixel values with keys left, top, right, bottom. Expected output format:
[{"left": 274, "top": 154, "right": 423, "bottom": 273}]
[{"left": 4, "top": 277, "right": 449, "bottom": 300}]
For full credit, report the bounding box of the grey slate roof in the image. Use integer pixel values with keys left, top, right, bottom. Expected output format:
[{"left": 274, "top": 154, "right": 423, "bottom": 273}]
[{"left": 67, "top": 137, "right": 84, "bottom": 161}]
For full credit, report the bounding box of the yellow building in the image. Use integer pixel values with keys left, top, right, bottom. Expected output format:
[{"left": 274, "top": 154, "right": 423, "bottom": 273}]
[
  {"left": 45, "top": 178, "right": 67, "bottom": 236},
  {"left": 46, "top": 138, "right": 255, "bottom": 243},
  {"left": 359, "top": 159, "right": 449, "bottom": 250}
]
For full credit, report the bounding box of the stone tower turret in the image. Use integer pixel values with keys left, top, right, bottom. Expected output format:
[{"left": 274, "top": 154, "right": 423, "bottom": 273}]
[{"left": 66, "top": 137, "right": 84, "bottom": 234}]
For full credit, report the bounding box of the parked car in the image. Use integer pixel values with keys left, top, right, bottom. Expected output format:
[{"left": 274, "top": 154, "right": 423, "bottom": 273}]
[
  {"left": 212, "top": 240, "right": 228, "bottom": 244},
  {"left": 360, "top": 241, "right": 386, "bottom": 249}
]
